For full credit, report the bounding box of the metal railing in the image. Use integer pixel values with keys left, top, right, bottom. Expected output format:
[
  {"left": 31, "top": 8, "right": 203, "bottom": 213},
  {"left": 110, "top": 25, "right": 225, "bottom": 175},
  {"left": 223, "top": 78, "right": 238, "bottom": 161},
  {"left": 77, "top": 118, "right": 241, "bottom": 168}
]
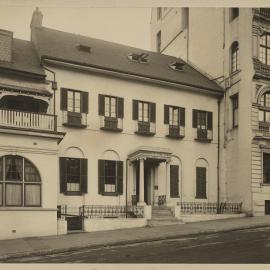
[
  {"left": 258, "top": 121, "right": 270, "bottom": 133},
  {"left": 167, "top": 125, "right": 185, "bottom": 138},
  {"left": 177, "top": 202, "right": 242, "bottom": 214},
  {"left": 196, "top": 128, "right": 212, "bottom": 141},
  {"left": 81, "top": 205, "right": 145, "bottom": 218},
  {"left": 100, "top": 116, "right": 123, "bottom": 130},
  {"left": 0, "top": 108, "right": 56, "bottom": 131},
  {"left": 135, "top": 121, "right": 156, "bottom": 135},
  {"left": 259, "top": 8, "right": 270, "bottom": 18}
]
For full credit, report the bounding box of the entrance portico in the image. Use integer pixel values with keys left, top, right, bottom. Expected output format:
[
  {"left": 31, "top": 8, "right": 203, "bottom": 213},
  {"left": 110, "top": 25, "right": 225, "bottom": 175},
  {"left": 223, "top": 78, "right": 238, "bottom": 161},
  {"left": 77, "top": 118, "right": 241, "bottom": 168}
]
[{"left": 128, "top": 146, "right": 172, "bottom": 206}]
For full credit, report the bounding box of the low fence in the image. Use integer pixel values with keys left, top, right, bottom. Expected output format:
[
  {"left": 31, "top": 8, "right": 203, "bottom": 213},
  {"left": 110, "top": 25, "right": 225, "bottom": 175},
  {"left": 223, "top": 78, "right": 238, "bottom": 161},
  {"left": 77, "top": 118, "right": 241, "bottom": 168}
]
[
  {"left": 80, "top": 205, "right": 145, "bottom": 218},
  {"left": 177, "top": 202, "right": 242, "bottom": 214}
]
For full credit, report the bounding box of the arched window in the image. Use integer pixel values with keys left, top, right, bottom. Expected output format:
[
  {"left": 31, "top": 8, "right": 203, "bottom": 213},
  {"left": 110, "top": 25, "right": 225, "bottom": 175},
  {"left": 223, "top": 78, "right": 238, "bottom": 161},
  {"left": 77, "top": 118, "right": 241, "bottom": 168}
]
[
  {"left": 259, "top": 34, "right": 270, "bottom": 65},
  {"left": 0, "top": 155, "right": 41, "bottom": 207},
  {"left": 259, "top": 91, "right": 270, "bottom": 124},
  {"left": 231, "top": 41, "right": 239, "bottom": 73}
]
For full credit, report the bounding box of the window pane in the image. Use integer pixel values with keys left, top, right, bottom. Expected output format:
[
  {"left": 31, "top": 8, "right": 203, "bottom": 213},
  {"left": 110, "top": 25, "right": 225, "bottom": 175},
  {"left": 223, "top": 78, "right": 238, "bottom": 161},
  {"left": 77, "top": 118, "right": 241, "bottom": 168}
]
[
  {"left": 0, "top": 184, "right": 2, "bottom": 206},
  {"left": 105, "top": 97, "right": 110, "bottom": 116},
  {"left": 169, "top": 107, "right": 173, "bottom": 125},
  {"left": 67, "top": 91, "right": 74, "bottom": 111},
  {"left": 74, "top": 92, "right": 81, "bottom": 113},
  {"left": 111, "top": 98, "right": 116, "bottom": 117},
  {"left": 5, "top": 183, "right": 22, "bottom": 206},
  {"left": 266, "top": 112, "right": 270, "bottom": 123},
  {"left": 104, "top": 161, "right": 116, "bottom": 191},
  {"left": 144, "top": 103, "right": 149, "bottom": 122},
  {"left": 67, "top": 158, "right": 80, "bottom": 184},
  {"left": 138, "top": 102, "right": 143, "bottom": 121},
  {"left": 25, "top": 184, "right": 41, "bottom": 206},
  {"left": 5, "top": 156, "right": 23, "bottom": 181},
  {"left": 173, "top": 108, "right": 179, "bottom": 125},
  {"left": 24, "top": 160, "right": 40, "bottom": 182}
]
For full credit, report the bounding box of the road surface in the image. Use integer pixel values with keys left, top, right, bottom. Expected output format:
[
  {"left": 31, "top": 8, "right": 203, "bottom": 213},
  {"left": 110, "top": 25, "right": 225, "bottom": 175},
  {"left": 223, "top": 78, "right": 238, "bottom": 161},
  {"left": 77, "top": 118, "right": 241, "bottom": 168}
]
[{"left": 3, "top": 227, "right": 270, "bottom": 263}]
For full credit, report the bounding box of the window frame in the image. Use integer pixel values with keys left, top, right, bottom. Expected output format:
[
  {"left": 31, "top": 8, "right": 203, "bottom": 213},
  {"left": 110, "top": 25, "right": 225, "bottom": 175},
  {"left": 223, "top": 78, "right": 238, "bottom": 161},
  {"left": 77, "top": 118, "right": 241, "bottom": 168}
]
[
  {"left": 67, "top": 89, "right": 82, "bottom": 113},
  {"left": 138, "top": 101, "right": 150, "bottom": 123},
  {"left": 231, "top": 41, "right": 239, "bottom": 73},
  {"left": 156, "top": 31, "right": 161, "bottom": 53},
  {"left": 263, "top": 152, "right": 270, "bottom": 184},
  {"left": 259, "top": 34, "right": 270, "bottom": 66},
  {"left": 195, "top": 166, "right": 207, "bottom": 199},
  {"left": 104, "top": 95, "right": 118, "bottom": 118},
  {"left": 231, "top": 94, "right": 239, "bottom": 128},
  {"left": 259, "top": 92, "right": 270, "bottom": 123},
  {"left": 0, "top": 155, "right": 41, "bottom": 207}
]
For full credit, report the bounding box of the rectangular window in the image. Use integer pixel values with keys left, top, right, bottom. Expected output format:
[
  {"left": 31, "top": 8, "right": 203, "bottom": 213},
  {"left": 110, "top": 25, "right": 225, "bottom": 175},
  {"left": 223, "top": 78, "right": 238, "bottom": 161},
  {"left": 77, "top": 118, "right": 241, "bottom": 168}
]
[
  {"left": 105, "top": 96, "right": 117, "bottom": 118},
  {"left": 25, "top": 184, "right": 41, "bottom": 206},
  {"left": 5, "top": 183, "right": 22, "bottom": 206},
  {"left": 197, "top": 111, "right": 207, "bottom": 129},
  {"left": 157, "top": 7, "right": 162, "bottom": 20},
  {"left": 59, "top": 157, "right": 88, "bottom": 194},
  {"left": 67, "top": 90, "right": 81, "bottom": 113},
  {"left": 138, "top": 101, "right": 149, "bottom": 122},
  {"left": 231, "top": 94, "right": 239, "bottom": 128},
  {"left": 98, "top": 160, "right": 123, "bottom": 195},
  {"left": 263, "top": 153, "right": 270, "bottom": 184},
  {"left": 196, "top": 167, "right": 207, "bottom": 199},
  {"left": 157, "top": 31, "right": 161, "bottom": 53},
  {"left": 169, "top": 107, "right": 179, "bottom": 126},
  {"left": 170, "top": 165, "right": 179, "bottom": 198}
]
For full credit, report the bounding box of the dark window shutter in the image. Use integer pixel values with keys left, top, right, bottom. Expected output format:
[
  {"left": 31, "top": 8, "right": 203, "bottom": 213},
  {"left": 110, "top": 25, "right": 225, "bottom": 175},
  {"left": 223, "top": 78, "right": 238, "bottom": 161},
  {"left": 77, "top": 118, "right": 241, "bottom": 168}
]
[
  {"left": 60, "top": 88, "right": 68, "bottom": 111},
  {"left": 207, "top": 112, "right": 213, "bottom": 130},
  {"left": 196, "top": 167, "right": 206, "bottom": 198},
  {"left": 117, "top": 97, "right": 124, "bottom": 118},
  {"left": 164, "top": 105, "right": 169, "bottom": 124},
  {"left": 59, "top": 157, "right": 67, "bottom": 193},
  {"left": 150, "top": 103, "right": 156, "bottom": 123},
  {"left": 98, "top": 94, "right": 105, "bottom": 116},
  {"left": 80, "top": 158, "right": 88, "bottom": 193},
  {"left": 98, "top": 160, "right": 105, "bottom": 194},
  {"left": 132, "top": 100, "right": 138, "bottom": 120},
  {"left": 179, "top": 107, "right": 185, "bottom": 126},
  {"left": 170, "top": 165, "right": 179, "bottom": 197},
  {"left": 117, "top": 161, "right": 123, "bottom": 195},
  {"left": 192, "top": 109, "right": 198, "bottom": 128},
  {"left": 81, "top": 92, "right": 89, "bottom": 114}
]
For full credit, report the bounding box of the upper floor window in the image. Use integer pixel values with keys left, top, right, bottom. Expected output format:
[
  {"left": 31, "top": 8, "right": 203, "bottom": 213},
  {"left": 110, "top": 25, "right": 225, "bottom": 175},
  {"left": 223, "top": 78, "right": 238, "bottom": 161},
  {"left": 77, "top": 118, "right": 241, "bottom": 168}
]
[
  {"left": 164, "top": 105, "right": 185, "bottom": 138},
  {"left": 98, "top": 159, "right": 123, "bottom": 196},
  {"left": 0, "top": 155, "right": 41, "bottom": 207},
  {"left": 193, "top": 110, "right": 213, "bottom": 141},
  {"left": 230, "top": 8, "right": 239, "bottom": 21},
  {"left": 156, "top": 31, "right": 161, "bottom": 53},
  {"left": 133, "top": 100, "right": 156, "bottom": 135},
  {"left": 99, "top": 94, "right": 124, "bottom": 131},
  {"left": 259, "top": 34, "right": 270, "bottom": 65},
  {"left": 157, "top": 7, "right": 162, "bottom": 20},
  {"left": 59, "top": 157, "right": 88, "bottom": 195},
  {"left": 61, "top": 88, "right": 88, "bottom": 127},
  {"left": 231, "top": 94, "right": 239, "bottom": 128},
  {"left": 231, "top": 41, "right": 239, "bottom": 73}
]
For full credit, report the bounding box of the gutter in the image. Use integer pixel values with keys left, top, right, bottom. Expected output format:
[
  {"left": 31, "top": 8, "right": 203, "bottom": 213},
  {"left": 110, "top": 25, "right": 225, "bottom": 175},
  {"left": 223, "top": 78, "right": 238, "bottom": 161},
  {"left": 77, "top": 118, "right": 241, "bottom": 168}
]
[{"left": 41, "top": 56, "right": 224, "bottom": 97}]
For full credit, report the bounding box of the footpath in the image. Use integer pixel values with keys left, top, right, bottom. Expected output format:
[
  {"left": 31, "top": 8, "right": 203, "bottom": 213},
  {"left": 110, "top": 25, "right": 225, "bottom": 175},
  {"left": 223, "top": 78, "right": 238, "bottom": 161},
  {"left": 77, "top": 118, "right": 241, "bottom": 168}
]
[{"left": 0, "top": 216, "right": 270, "bottom": 261}]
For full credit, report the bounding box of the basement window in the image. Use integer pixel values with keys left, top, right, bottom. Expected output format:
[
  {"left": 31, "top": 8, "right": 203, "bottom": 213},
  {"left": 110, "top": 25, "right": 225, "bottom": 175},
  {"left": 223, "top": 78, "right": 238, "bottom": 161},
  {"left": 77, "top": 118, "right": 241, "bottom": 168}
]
[
  {"left": 169, "top": 61, "right": 185, "bottom": 71},
  {"left": 127, "top": 53, "right": 149, "bottom": 63},
  {"left": 77, "top": 44, "right": 91, "bottom": 53}
]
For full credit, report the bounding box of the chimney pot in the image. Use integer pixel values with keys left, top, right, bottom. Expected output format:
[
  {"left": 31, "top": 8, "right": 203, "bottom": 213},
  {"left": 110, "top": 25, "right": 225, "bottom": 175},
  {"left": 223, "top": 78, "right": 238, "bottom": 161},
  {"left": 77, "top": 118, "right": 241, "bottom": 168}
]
[{"left": 31, "top": 7, "right": 43, "bottom": 28}]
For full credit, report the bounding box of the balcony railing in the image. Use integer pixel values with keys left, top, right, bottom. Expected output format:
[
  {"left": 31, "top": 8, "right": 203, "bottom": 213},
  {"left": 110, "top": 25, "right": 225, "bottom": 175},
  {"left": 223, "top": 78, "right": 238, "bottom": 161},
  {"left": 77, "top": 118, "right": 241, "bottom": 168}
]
[
  {"left": 135, "top": 121, "right": 155, "bottom": 136},
  {"left": 259, "top": 8, "right": 270, "bottom": 18},
  {"left": 100, "top": 116, "right": 123, "bottom": 132},
  {"left": 167, "top": 125, "right": 185, "bottom": 138},
  {"left": 80, "top": 205, "right": 145, "bottom": 218},
  {"left": 177, "top": 202, "right": 242, "bottom": 214},
  {"left": 258, "top": 121, "right": 270, "bottom": 133},
  {"left": 62, "top": 111, "right": 87, "bottom": 128},
  {"left": 196, "top": 128, "right": 212, "bottom": 141},
  {"left": 0, "top": 108, "right": 56, "bottom": 132}
]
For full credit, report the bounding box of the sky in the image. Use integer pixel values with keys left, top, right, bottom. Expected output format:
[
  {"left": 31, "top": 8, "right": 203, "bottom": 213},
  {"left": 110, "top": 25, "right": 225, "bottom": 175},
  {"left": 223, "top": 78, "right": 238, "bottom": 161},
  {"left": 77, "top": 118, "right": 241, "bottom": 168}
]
[{"left": 0, "top": 4, "right": 152, "bottom": 50}]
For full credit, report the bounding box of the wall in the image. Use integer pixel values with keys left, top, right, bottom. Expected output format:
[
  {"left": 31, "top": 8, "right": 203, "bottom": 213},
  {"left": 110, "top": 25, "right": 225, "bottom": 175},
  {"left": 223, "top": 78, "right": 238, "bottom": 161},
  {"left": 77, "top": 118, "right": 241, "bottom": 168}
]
[{"left": 48, "top": 65, "right": 220, "bottom": 207}]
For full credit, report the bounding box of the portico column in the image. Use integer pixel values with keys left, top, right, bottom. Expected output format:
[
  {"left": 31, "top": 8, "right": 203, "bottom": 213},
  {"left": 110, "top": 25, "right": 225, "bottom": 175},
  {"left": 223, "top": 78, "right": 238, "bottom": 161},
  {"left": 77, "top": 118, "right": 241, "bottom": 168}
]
[
  {"left": 166, "top": 160, "right": 171, "bottom": 205},
  {"left": 138, "top": 158, "right": 146, "bottom": 206},
  {"left": 128, "top": 161, "right": 134, "bottom": 203}
]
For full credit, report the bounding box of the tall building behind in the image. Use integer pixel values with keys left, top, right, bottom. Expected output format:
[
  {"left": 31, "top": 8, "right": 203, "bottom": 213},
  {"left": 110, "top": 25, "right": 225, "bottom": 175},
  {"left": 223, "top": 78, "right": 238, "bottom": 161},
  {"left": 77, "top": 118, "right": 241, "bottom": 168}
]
[{"left": 151, "top": 7, "right": 270, "bottom": 216}]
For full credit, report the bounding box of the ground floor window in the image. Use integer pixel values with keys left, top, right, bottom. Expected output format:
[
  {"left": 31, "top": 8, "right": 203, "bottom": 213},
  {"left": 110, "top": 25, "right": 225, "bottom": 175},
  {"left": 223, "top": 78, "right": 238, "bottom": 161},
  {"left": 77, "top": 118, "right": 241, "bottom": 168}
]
[
  {"left": 265, "top": 200, "right": 270, "bottom": 215},
  {"left": 59, "top": 157, "right": 88, "bottom": 195},
  {"left": 170, "top": 165, "right": 179, "bottom": 197},
  {"left": 196, "top": 166, "right": 207, "bottom": 199},
  {"left": 263, "top": 153, "right": 270, "bottom": 184},
  {"left": 98, "top": 159, "right": 123, "bottom": 195},
  {"left": 0, "top": 155, "right": 41, "bottom": 207}
]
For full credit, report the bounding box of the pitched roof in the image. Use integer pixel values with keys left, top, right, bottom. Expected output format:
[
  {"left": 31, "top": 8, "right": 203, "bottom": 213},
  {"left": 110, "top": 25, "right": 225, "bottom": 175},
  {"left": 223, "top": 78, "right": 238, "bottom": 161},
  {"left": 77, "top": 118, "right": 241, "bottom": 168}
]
[
  {"left": 33, "top": 27, "right": 223, "bottom": 94},
  {"left": 0, "top": 38, "right": 45, "bottom": 77}
]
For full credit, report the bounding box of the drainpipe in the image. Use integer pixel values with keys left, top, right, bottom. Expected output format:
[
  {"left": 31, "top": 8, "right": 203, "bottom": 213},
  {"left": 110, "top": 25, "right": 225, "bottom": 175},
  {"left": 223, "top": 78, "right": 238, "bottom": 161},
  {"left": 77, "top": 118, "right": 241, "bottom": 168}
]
[
  {"left": 41, "top": 61, "right": 58, "bottom": 131},
  {"left": 217, "top": 99, "right": 221, "bottom": 213}
]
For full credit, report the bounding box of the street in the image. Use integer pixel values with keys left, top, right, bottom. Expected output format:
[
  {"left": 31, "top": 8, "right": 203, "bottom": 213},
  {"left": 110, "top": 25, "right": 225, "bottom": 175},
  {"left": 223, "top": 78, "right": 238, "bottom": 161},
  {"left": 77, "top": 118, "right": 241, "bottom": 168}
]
[{"left": 3, "top": 227, "right": 270, "bottom": 263}]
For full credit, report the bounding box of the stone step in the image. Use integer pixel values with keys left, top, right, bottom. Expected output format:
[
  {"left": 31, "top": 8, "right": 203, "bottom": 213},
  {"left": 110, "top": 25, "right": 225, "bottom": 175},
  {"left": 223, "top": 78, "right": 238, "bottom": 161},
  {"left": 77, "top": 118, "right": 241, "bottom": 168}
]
[
  {"left": 152, "top": 210, "right": 173, "bottom": 216},
  {"left": 152, "top": 215, "right": 176, "bottom": 220}
]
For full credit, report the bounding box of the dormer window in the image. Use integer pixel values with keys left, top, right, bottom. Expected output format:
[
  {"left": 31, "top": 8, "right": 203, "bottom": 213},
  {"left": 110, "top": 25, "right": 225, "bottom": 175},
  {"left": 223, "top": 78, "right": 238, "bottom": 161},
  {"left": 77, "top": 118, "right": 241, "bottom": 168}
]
[
  {"left": 127, "top": 53, "right": 149, "bottom": 63},
  {"left": 77, "top": 44, "right": 91, "bottom": 53},
  {"left": 169, "top": 61, "right": 185, "bottom": 71}
]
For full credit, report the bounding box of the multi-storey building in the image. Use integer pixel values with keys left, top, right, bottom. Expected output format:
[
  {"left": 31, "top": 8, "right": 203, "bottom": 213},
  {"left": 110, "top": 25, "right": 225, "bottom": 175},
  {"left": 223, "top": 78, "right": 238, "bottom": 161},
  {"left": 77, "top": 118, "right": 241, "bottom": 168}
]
[{"left": 151, "top": 7, "right": 270, "bottom": 216}]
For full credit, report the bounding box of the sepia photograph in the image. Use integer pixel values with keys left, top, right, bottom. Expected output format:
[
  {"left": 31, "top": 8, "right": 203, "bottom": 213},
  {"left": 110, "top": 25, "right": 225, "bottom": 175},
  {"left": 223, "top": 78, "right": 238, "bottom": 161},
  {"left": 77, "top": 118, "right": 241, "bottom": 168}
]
[{"left": 0, "top": 0, "right": 270, "bottom": 266}]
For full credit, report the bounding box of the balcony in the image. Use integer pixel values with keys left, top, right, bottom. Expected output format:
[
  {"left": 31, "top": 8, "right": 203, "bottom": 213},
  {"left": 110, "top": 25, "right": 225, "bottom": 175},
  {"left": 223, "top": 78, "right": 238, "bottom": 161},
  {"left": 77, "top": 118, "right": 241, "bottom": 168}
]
[
  {"left": 195, "top": 128, "right": 212, "bottom": 142},
  {"left": 100, "top": 116, "right": 123, "bottom": 132},
  {"left": 259, "top": 8, "right": 270, "bottom": 18},
  {"left": 166, "top": 125, "right": 185, "bottom": 139},
  {"left": 255, "top": 121, "right": 270, "bottom": 139},
  {"left": 62, "top": 111, "right": 87, "bottom": 128},
  {"left": 0, "top": 108, "right": 56, "bottom": 132},
  {"left": 135, "top": 121, "right": 155, "bottom": 136}
]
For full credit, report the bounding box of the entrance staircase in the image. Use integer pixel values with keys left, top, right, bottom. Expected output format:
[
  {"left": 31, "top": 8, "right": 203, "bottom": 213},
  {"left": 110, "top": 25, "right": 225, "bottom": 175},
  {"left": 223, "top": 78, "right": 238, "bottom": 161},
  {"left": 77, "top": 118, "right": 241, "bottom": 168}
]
[{"left": 148, "top": 206, "right": 184, "bottom": 227}]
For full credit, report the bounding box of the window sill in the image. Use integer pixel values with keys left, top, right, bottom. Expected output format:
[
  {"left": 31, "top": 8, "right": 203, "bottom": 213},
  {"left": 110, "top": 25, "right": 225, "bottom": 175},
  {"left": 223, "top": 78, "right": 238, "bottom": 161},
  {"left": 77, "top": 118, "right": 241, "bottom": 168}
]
[
  {"left": 63, "top": 192, "right": 83, "bottom": 196},
  {"left": 100, "top": 127, "right": 123, "bottom": 133},
  {"left": 135, "top": 131, "right": 155, "bottom": 137},
  {"left": 100, "top": 192, "right": 120, "bottom": 196},
  {"left": 261, "top": 183, "right": 270, "bottom": 186},
  {"left": 63, "top": 122, "right": 87, "bottom": 128},
  {"left": 166, "top": 134, "right": 184, "bottom": 139}
]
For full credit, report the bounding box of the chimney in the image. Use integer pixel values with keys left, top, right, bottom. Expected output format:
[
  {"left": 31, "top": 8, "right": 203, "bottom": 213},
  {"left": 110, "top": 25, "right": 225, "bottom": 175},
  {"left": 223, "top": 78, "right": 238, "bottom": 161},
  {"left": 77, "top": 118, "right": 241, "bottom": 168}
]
[
  {"left": 0, "top": 29, "right": 13, "bottom": 62},
  {"left": 30, "top": 7, "right": 43, "bottom": 28}
]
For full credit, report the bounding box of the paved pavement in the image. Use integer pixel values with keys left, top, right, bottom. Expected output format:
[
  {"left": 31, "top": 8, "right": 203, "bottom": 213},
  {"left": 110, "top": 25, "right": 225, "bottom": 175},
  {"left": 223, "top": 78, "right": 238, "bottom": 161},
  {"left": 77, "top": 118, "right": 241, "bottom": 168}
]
[
  {"left": 5, "top": 227, "right": 270, "bottom": 263},
  {"left": 0, "top": 216, "right": 270, "bottom": 261}
]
